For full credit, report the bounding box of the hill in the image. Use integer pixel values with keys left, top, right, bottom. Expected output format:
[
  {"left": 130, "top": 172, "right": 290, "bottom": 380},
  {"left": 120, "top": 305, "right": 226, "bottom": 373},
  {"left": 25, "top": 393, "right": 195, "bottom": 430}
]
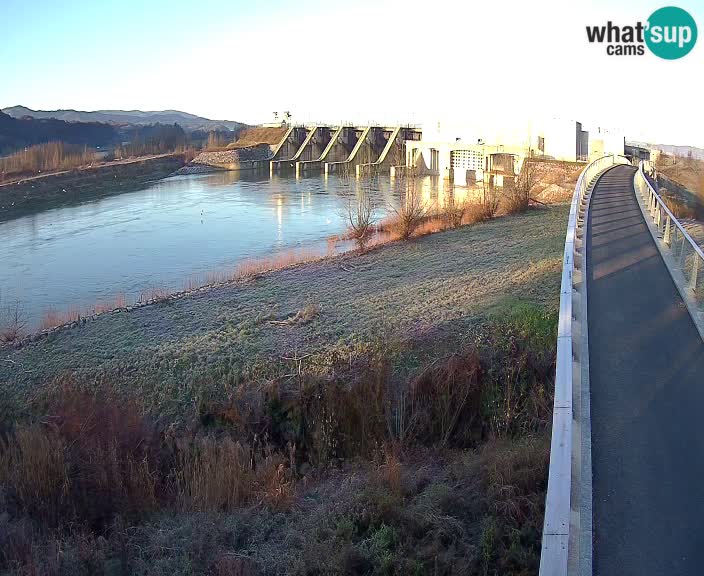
[
  {"left": 653, "top": 144, "right": 704, "bottom": 161},
  {"left": 628, "top": 140, "right": 704, "bottom": 161},
  {"left": 2, "top": 106, "right": 246, "bottom": 132},
  {"left": 0, "top": 110, "right": 116, "bottom": 154}
]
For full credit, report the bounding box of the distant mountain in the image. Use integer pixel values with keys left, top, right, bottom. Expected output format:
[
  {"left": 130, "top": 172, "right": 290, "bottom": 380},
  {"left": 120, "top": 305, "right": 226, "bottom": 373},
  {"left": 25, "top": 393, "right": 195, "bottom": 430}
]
[{"left": 2, "top": 106, "right": 246, "bottom": 132}]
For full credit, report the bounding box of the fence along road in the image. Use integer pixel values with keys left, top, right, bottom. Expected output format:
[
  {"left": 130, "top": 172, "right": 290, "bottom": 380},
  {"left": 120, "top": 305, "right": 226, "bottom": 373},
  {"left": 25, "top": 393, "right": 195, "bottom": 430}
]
[{"left": 587, "top": 164, "right": 704, "bottom": 574}]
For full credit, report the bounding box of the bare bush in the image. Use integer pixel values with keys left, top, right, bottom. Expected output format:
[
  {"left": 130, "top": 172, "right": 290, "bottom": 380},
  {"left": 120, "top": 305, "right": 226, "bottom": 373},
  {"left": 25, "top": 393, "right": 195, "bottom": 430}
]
[
  {"left": 408, "top": 352, "right": 483, "bottom": 447},
  {"left": 504, "top": 160, "right": 543, "bottom": 214},
  {"left": 0, "top": 295, "right": 26, "bottom": 343},
  {"left": 470, "top": 182, "right": 499, "bottom": 222},
  {"left": 346, "top": 193, "right": 375, "bottom": 250},
  {"left": 175, "top": 435, "right": 293, "bottom": 512},
  {"left": 0, "top": 425, "right": 69, "bottom": 523},
  {"left": 443, "top": 184, "right": 467, "bottom": 229},
  {"left": 391, "top": 175, "right": 428, "bottom": 240}
]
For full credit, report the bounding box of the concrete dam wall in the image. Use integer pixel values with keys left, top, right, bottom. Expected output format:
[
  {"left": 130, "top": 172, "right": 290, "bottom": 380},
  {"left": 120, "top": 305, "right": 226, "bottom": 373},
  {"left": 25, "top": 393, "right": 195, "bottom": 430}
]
[{"left": 182, "top": 124, "right": 422, "bottom": 177}]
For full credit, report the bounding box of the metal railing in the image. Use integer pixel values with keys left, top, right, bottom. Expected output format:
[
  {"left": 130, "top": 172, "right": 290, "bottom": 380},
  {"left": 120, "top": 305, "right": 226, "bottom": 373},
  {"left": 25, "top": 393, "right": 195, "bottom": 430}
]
[
  {"left": 635, "top": 161, "right": 703, "bottom": 302},
  {"left": 539, "top": 154, "right": 630, "bottom": 576}
]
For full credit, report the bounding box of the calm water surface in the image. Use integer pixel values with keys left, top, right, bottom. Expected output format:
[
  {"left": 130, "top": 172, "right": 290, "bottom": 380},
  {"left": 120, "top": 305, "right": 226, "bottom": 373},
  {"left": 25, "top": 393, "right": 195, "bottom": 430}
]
[{"left": 1, "top": 171, "right": 451, "bottom": 327}]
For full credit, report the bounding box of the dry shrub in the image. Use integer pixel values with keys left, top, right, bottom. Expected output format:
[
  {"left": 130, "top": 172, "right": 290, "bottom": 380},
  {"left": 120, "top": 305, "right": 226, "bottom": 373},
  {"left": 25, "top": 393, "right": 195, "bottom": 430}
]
[
  {"left": 408, "top": 352, "right": 483, "bottom": 447},
  {"left": 378, "top": 444, "right": 403, "bottom": 497},
  {"left": 138, "top": 286, "right": 170, "bottom": 303},
  {"left": 93, "top": 293, "right": 127, "bottom": 314},
  {"left": 476, "top": 436, "right": 550, "bottom": 575},
  {"left": 463, "top": 196, "right": 497, "bottom": 225},
  {"left": 0, "top": 298, "right": 26, "bottom": 343},
  {"left": 269, "top": 303, "right": 320, "bottom": 326},
  {"left": 50, "top": 389, "right": 162, "bottom": 528},
  {"left": 235, "top": 248, "right": 324, "bottom": 279},
  {"left": 201, "top": 248, "right": 327, "bottom": 286},
  {"left": 263, "top": 353, "right": 390, "bottom": 465},
  {"left": 504, "top": 161, "right": 543, "bottom": 215},
  {"left": 39, "top": 307, "right": 81, "bottom": 330},
  {"left": 346, "top": 194, "right": 376, "bottom": 251},
  {"left": 412, "top": 216, "right": 446, "bottom": 237},
  {"left": 0, "top": 426, "right": 69, "bottom": 524},
  {"left": 663, "top": 193, "right": 699, "bottom": 220},
  {"left": 38, "top": 293, "right": 127, "bottom": 332},
  {"left": 175, "top": 436, "right": 291, "bottom": 512},
  {"left": 391, "top": 178, "right": 429, "bottom": 240},
  {"left": 0, "top": 142, "right": 98, "bottom": 181},
  {"left": 176, "top": 436, "right": 252, "bottom": 511},
  {"left": 1, "top": 389, "right": 163, "bottom": 530},
  {"left": 482, "top": 438, "right": 549, "bottom": 526},
  {"left": 442, "top": 188, "right": 467, "bottom": 229}
]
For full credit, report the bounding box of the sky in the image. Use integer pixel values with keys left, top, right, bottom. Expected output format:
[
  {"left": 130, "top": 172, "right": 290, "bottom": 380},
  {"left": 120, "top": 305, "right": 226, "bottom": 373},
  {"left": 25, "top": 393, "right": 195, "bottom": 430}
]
[{"left": 1, "top": 0, "right": 703, "bottom": 147}]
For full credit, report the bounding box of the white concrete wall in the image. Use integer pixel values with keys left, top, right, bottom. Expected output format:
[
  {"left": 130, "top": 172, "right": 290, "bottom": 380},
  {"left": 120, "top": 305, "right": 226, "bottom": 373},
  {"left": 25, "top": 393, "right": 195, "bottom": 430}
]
[
  {"left": 538, "top": 118, "right": 579, "bottom": 161},
  {"left": 588, "top": 126, "right": 624, "bottom": 159}
]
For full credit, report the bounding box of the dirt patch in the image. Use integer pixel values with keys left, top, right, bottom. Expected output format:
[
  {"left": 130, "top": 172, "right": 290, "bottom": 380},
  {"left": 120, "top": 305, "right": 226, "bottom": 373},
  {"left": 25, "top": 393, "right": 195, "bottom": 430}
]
[
  {"left": 227, "top": 126, "right": 288, "bottom": 149},
  {"left": 657, "top": 155, "right": 704, "bottom": 199},
  {"left": 529, "top": 160, "right": 583, "bottom": 204}
]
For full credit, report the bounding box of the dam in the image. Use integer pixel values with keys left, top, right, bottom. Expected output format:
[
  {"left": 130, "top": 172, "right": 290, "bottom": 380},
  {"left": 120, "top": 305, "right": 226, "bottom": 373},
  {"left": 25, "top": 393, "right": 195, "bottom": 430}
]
[{"left": 190, "top": 124, "right": 423, "bottom": 177}]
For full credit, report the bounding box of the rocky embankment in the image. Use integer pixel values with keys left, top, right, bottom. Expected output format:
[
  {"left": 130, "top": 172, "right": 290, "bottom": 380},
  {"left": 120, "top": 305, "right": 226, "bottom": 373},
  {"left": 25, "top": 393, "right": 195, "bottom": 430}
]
[{"left": 175, "top": 145, "right": 272, "bottom": 175}]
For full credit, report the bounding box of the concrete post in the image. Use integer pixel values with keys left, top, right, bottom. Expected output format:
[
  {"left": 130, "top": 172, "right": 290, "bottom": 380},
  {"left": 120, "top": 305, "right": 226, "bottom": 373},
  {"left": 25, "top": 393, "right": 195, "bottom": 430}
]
[
  {"left": 680, "top": 238, "right": 689, "bottom": 268},
  {"left": 690, "top": 255, "right": 700, "bottom": 293},
  {"left": 664, "top": 216, "right": 672, "bottom": 246}
]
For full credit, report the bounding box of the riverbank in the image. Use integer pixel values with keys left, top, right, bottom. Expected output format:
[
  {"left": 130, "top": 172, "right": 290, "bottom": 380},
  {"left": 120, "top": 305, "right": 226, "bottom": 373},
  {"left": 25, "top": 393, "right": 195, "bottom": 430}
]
[
  {"left": 0, "top": 153, "right": 186, "bottom": 220},
  {"left": 0, "top": 203, "right": 567, "bottom": 575},
  {"left": 1, "top": 203, "right": 568, "bottom": 415}
]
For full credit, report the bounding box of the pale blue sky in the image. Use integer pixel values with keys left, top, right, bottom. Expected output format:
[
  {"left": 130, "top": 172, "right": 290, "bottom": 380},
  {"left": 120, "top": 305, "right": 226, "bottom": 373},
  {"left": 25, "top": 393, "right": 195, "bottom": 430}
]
[{"left": 1, "top": 0, "right": 702, "bottom": 146}]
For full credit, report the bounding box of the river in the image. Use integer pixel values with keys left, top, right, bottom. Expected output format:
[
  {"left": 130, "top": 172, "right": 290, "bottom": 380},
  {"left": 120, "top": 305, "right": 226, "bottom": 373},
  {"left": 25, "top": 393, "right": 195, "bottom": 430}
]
[{"left": 0, "top": 171, "right": 455, "bottom": 328}]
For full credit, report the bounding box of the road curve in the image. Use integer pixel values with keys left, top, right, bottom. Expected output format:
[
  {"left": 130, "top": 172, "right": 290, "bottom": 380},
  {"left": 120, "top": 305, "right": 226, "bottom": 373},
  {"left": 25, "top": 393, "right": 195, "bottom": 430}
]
[{"left": 587, "top": 164, "right": 704, "bottom": 575}]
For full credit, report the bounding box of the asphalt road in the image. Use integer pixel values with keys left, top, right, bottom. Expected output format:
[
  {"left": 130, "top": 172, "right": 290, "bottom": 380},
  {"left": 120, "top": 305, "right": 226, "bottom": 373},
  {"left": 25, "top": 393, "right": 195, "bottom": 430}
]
[{"left": 588, "top": 164, "right": 704, "bottom": 575}]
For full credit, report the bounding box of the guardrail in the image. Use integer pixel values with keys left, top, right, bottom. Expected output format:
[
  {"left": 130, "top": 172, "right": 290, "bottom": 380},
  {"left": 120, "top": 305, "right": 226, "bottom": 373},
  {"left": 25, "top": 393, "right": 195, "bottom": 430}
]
[
  {"left": 539, "top": 154, "right": 630, "bottom": 576},
  {"left": 635, "top": 161, "right": 703, "bottom": 301}
]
